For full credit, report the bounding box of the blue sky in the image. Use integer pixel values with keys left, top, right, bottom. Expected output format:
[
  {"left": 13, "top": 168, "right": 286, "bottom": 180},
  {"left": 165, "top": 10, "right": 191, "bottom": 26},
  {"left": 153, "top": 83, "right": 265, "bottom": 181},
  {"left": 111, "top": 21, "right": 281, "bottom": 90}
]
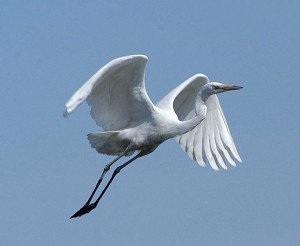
[{"left": 1, "top": 1, "right": 300, "bottom": 245}]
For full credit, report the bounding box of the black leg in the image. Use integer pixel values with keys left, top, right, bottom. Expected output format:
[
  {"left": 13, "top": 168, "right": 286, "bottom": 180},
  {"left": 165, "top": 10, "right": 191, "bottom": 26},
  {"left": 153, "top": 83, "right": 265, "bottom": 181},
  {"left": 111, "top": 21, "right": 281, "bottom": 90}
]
[
  {"left": 89, "top": 151, "right": 144, "bottom": 210},
  {"left": 70, "top": 151, "right": 146, "bottom": 218},
  {"left": 70, "top": 153, "right": 126, "bottom": 219}
]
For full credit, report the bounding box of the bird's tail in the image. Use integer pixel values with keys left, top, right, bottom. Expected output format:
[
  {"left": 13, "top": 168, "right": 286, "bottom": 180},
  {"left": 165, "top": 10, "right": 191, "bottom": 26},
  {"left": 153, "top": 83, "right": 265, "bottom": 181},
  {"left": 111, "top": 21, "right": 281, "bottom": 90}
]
[{"left": 87, "top": 131, "right": 131, "bottom": 156}]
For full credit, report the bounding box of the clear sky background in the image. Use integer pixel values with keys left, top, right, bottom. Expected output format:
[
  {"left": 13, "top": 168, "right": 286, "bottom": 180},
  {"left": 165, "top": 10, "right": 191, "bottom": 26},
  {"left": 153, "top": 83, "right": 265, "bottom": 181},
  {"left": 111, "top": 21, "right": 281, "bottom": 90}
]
[{"left": 1, "top": 1, "right": 300, "bottom": 245}]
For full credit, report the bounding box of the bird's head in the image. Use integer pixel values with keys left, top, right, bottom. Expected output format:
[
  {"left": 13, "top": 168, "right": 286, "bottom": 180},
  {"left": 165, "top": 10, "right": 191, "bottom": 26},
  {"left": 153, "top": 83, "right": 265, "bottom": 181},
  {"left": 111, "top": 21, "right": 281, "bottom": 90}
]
[{"left": 202, "top": 82, "right": 243, "bottom": 96}]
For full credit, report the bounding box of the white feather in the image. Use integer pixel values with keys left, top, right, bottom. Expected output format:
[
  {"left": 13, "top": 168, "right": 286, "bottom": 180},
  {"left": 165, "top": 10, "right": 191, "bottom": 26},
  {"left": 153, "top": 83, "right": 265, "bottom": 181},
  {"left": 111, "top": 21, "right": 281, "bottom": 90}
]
[{"left": 157, "top": 74, "right": 242, "bottom": 170}]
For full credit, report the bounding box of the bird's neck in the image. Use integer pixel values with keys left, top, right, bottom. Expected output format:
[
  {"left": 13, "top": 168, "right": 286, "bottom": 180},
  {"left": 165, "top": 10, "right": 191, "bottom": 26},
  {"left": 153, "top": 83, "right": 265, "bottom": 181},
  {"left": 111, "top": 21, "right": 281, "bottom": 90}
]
[
  {"left": 176, "top": 114, "right": 205, "bottom": 136},
  {"left": 199, "top": 89, "right": 211, "bottom": 104},
  {"left": 195, "top": 92, "right": 208, "bottom": 118},
  {"left": 176, "top": 94, "right": 208, "bottom": 136}
]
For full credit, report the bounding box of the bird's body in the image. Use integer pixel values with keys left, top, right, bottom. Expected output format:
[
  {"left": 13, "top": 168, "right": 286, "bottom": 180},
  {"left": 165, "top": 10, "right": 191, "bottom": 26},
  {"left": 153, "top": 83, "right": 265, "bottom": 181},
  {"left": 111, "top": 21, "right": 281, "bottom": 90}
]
[
  {"left": 64, "top": 54, "right": 242, "bottom": 218},
  {"left": 87, "top": 102, "right": 203, "bottom": 157}
]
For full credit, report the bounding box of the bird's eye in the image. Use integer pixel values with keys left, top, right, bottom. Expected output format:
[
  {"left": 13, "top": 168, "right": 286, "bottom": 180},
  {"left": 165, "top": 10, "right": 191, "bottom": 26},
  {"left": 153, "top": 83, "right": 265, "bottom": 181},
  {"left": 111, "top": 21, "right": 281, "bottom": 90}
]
[{"left": 213, "top": 85, "right": 219, "bottom": 89}]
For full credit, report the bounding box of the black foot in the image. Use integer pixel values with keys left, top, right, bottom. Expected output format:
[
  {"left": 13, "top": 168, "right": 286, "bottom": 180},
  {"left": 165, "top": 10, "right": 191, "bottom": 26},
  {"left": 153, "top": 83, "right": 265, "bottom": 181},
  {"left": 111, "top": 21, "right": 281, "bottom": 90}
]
[{"left": 70, "top": 203, "right": 96, "bottom": 219}]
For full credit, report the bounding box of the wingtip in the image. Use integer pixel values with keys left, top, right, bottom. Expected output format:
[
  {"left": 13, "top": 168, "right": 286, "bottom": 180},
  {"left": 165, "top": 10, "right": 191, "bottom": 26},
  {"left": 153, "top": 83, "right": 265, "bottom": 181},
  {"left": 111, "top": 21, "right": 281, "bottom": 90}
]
[
  {"left": 234, "top": 154, "right": 242, "bottom": 163},
  {"left": 63, "top": 109, "right": 70, "bottom": 118},
  {"left": 211, "top": 165, "right": 219, "bottom": 171}
]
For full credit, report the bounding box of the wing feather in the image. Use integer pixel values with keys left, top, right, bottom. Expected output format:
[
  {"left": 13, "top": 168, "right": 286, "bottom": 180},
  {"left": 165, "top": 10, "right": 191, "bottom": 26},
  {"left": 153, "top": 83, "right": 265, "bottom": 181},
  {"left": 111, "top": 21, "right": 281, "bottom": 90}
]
[
  {"left": 157, "top": 74, "right": 241, "bottom": 170},
  {"left": 186, "top": 127, "right": 197, "bottom": 160},
  {"left": 193, "top": 126, "right": 206, "bottom": 167},
  {"left": 64, "top": 55, "right": 155, "bottom": 131},
  {"left": 208, "top": 110, "right": 227, "bottom": 169}
]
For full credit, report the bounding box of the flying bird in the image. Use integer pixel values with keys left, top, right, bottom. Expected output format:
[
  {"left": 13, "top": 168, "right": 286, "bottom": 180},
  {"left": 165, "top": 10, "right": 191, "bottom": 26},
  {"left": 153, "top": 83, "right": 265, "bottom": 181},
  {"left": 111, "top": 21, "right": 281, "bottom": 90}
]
[{"left": 64, "top": 55, "right": 242, "bottom": 218}]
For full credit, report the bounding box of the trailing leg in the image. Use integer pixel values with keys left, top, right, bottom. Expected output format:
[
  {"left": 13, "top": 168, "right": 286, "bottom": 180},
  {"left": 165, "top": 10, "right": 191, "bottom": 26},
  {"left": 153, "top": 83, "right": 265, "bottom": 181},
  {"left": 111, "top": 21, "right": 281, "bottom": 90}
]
[{"left": 70, "top": 152, "right": 126, "bottom": 219}]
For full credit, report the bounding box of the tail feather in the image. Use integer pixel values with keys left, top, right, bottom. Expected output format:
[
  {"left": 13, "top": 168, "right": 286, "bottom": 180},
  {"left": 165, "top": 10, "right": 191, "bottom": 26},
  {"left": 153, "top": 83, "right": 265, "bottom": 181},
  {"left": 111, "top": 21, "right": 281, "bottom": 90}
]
[{"left": 87, "top": 131, "right": 129, "bottom": 156}]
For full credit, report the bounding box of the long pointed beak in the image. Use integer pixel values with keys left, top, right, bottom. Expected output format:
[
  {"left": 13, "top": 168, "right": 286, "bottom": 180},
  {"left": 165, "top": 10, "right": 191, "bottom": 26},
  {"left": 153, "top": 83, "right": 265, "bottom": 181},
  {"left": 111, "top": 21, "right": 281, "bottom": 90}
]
[{"left": 221, "top": 85, "right": 243, "bottom": 91}]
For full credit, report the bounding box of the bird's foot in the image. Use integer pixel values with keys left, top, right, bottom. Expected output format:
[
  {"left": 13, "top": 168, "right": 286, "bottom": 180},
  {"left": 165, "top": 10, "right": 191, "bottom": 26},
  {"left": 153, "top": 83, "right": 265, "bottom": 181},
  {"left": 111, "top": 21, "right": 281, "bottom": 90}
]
[{"left": 70, "top": 203, "right": 96, "bottom": 219}]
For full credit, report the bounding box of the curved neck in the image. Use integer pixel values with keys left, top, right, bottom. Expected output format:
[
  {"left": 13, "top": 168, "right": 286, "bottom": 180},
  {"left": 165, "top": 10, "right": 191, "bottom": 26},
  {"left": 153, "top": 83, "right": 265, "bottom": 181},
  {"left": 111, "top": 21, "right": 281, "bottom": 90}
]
[
  {"left": 195, "top": 93, "right": 207, "bottom": 118},
  {"left": 176, "top": 90, "right": 209, "bottom": 136},
  {"left": 199, "top": 88, "right": 211, "bottom": 103},
  {"left": 177, "top": 114, "right": 205, "bottom": 135}
]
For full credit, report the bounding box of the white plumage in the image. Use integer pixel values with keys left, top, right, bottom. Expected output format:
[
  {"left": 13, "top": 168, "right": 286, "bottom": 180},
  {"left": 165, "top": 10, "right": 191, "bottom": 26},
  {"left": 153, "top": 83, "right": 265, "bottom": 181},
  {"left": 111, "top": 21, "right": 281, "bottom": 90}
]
[
  {"left": 64, "top": 54, "right": 242, "bottom": 218},
  {"left": 65, "top": 54, "right": 241, "bottom": 169}
]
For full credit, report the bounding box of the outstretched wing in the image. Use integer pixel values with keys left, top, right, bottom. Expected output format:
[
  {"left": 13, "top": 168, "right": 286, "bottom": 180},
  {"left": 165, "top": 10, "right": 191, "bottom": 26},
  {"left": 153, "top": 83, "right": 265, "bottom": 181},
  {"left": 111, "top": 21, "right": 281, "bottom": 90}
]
[
  {"left": 156, "top": 74, "right": 241, "bottom": 170},
  {"left": 64, "top": 55, "right": 155, "bottom": 131}
]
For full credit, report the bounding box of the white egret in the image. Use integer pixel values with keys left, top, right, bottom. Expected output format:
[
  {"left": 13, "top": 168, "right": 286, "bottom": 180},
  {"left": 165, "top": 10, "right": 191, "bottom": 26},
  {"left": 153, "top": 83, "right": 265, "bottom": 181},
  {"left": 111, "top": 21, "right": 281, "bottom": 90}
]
[{"left": 64, "top": 55, "right": 242, "bottom": 218}]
